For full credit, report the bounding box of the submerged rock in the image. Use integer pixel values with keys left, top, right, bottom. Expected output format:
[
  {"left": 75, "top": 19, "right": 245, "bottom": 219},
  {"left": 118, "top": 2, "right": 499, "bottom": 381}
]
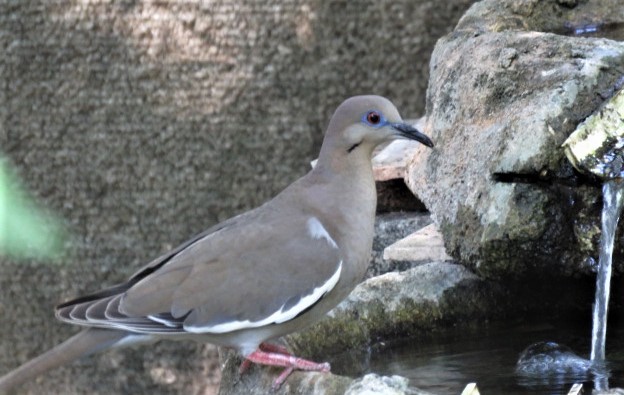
[
  {"left": 345, "top": 374, "right": 436, "bottom": 395},
  {"left": 408, "top": 0, "right": 624, "bottom": 278},
  {"left": 516, "top": 341, "right": 592, "bottom": 377}
]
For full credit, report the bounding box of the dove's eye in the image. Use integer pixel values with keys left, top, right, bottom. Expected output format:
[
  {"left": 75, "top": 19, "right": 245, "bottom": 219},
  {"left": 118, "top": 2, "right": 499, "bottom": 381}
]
[{"left": 366, "top": 111, "right": 381, "bottom": 125}]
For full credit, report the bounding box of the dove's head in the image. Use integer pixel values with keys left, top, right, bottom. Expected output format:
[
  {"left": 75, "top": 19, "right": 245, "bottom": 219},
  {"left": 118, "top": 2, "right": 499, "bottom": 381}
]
[{"left": 319, "top": 95, "right": 434, "bottom": 162}]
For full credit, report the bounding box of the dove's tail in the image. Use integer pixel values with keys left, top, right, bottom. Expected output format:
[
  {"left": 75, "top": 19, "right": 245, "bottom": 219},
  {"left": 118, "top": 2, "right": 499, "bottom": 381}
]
[{"left": 0, "top": 328, "right": 128, "bottom": 393}]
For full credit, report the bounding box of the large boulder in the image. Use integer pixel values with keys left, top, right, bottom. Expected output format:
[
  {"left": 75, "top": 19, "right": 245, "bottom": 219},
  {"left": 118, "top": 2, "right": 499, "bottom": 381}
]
[{"left": 408, "top": 0, "right": 624, "bottom": 278}]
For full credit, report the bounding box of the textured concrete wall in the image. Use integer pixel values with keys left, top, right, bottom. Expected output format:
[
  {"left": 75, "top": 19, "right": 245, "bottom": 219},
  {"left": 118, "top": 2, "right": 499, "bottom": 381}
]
[{"left": 0, "top": 1, "right": 473, "bottom": 393}]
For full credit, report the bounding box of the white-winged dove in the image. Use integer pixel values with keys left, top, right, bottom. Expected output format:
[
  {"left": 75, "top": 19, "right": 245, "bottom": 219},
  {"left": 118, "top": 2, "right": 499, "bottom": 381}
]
[{"left": 0, "top": 95, "right": 433, "bottom": 392}]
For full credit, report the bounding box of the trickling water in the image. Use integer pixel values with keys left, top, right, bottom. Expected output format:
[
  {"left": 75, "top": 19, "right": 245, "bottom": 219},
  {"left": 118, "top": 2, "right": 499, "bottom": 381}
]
[
  {"left": 591, "top": 180, "right": 624, "bottom": 366},
  {"left": 591, "top": 180, "right": 624, "bottom": 362}
]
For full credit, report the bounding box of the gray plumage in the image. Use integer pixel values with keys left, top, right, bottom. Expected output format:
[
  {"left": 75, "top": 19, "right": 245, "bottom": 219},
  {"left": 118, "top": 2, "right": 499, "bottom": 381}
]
[{"left": 0, "top": 95, "right": 433, "bottom": 392}]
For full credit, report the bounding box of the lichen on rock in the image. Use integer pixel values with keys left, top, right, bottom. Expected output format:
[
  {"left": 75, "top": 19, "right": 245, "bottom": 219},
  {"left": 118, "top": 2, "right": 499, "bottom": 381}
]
[{"left": 408, "top": 0, "right": 624, "bottom": 278}]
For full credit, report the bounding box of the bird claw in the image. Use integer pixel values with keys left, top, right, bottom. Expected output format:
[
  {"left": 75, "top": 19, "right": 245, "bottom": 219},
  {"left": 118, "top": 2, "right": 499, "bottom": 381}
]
[
  {"left": 238, "top": 359, "right": 252, "bottom": 375},
  {"left": 271, "top": 367, "right": 295, "bottom": 390},
  {"left": 242, "top": 347, "right": 331, "bottom": 390}
]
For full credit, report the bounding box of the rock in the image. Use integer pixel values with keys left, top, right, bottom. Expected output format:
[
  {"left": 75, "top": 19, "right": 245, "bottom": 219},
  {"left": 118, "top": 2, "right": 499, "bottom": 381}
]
[
  {"left": 461, "top": 383, "right": 481, "bottom": 395},
  {"left": 376, "top": 180, "right": 428, "bottom": 213},
  {"left": 285, "top": 262, "right": 500, "bottom": 365},
  {"left": 374, "top": 141, "right": 421, "bottom": 182},
  {"left": 218, "top": 359, "right": 435, "bottom": 395},
  {"left": 407, "top": 0, "right": 624, "bottom": 278},
  {"left": 383, "top": 223, "right": 453, "bottom": 262},
  {"left": 368, "top": 212, "right": 433, "bottom": 278},
  {"left": 345, "top": 374, "right": 436, "bottom": 395},
  {"left": 218, "top": 348, "right": 353, "bottom": 395},
  {"left": 563, "top": 87, "right": 624, "bottom": 179},
  {"left": 516, "top": 342, "right": 591, "bottom": 376}
]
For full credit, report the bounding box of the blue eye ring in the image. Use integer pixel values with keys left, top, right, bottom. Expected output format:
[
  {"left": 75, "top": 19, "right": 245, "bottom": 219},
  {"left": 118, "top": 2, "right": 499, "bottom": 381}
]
[{"left": 362, "top": 110, "right": 386, "bottom": 128}]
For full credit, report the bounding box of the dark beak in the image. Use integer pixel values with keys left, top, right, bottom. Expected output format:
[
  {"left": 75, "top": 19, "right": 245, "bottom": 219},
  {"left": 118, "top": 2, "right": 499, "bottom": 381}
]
[{"left": 391, "top": 122, "right": 434, "bottom": 148}]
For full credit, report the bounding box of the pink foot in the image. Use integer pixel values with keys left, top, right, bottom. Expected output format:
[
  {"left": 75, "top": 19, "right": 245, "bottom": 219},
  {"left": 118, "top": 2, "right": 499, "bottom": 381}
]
[
  {"left": 238, "top": 359, "right": 252, "bottom": 375},
  {"left": 272, "top": 367, "right": 295, "bottom": 390},
  {"left": 238, "top": 342, "right": 291, "bottom": 375},
  {"left": 241, "top": 346, "right": 331, "bottom": 389}
]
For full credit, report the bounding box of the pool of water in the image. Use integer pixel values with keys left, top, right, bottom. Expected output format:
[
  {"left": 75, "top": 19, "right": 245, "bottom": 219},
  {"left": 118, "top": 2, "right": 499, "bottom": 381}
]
[{"left": 366, "top": 320, "right": 624, "bottom": 395}]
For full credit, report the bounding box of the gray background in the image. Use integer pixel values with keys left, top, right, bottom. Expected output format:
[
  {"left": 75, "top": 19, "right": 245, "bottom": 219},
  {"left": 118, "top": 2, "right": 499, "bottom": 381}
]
[{"left": 0, "top": 1, "right": 473, "bottom": 393}]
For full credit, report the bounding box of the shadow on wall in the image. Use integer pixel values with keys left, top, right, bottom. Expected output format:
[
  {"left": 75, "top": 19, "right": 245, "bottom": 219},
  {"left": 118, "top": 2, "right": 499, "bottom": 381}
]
[{"left": 0, "top": 1, "right": 474, "bottom": 394}]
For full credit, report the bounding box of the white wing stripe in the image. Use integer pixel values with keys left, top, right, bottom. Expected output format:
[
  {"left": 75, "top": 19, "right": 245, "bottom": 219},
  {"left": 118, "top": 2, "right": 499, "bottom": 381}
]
[
  {"left": 306, "top": 217, "right": 338, "bottom": 249},
  {"left": 185, "top": 261, "right": 342, "bottom": 334},
  {"left": 148, "top": 315, "right": 179, "bottom": 327}
]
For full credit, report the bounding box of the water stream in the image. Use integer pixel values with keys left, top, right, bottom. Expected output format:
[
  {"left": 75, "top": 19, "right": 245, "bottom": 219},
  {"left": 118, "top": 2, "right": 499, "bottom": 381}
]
[{"left": 590, "top": 179, "right": 624, "bottom": 390}]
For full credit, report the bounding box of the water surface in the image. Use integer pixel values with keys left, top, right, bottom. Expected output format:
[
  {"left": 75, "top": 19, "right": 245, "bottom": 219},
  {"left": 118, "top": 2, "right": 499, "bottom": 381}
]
[{"left": 367, "top": 321, "right": 624, "bottom": 394}]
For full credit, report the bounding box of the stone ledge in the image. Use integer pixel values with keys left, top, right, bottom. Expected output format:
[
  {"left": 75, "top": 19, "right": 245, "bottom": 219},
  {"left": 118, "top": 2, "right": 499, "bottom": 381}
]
[{"left": 383, "top": 223, "right": 452, "bottom": 262}]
